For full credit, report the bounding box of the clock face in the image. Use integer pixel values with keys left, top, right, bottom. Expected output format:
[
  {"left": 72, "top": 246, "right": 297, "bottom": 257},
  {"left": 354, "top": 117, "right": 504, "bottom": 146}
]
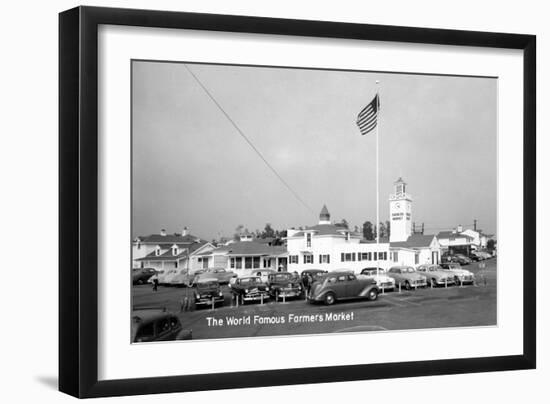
[{"left": 395, "top": 202, "right": 401, "bottom": 209}]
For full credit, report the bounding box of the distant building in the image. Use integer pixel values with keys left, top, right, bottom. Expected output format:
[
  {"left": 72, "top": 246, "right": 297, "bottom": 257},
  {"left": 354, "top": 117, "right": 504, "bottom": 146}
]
[
  {"left": 286, "top": 179, "right": 441, "bottom": 273},
  {"left": 436, "top": 225, "right": 476, "bottom": 255},
  {"left": 132, "top": 227, "right": 214, "bottom": 271}
]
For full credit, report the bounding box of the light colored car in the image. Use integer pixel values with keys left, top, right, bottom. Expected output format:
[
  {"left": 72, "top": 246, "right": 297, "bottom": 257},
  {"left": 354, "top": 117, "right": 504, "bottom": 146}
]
[
  {"left": 439, "top": 263, "right": 475, "bottom": 284},
  {"left": 249, "top": 269, "right": 277, "bottom": 283},
  {"left": 416, "top": 264, "right": 455, "bottom": 287},
  {"left": 157, "top": 268, "right": 179, "bottom": 285},
  {"left": 171, "top": 269, "right": 206, "bottom": 287},
  {"left": 386, "top": 266, "right": 427, "bottom": 290},
  {"left": 359, "top": 267, "right": 395, "bottom": 291},
  {"left": 196, "top": 267, "right": 237, "bottom": 284}
]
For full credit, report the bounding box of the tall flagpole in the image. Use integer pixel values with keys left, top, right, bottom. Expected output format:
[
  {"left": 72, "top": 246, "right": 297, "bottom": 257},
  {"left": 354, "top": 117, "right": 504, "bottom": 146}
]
[{"left": 375, "top": 81, "right": 380, "bottom": 277}]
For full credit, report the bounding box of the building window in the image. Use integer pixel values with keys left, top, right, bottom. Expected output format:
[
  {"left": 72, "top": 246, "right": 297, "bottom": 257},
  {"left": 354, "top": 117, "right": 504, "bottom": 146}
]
[
  {"left": 346, "top": 232, "right": 350, "bottom": 241},
  {"left": 289, "top": 255, "right": 299, "bottom": 264},
  {"left": 245, "top": 257, "right": 253, "bottom": 269},
  {"left": 319, "top": 254, "right": 330, "bottom": 264},
  {"left": 175, "top": 261, "right": 179, "bottom": 268},
  {"left": 263, "top": 258, "right": 271, "bottom": 268},
  {"left": 415, "top": 253, "right": 419, "bottom": 265},
  {"left": 359, "top": 252, "right": 369, "bottom": 261},
  {"left": 304, "top": 255, "right": 313, "bottom": 264},
  {"left": 172, "top": 247, "right": 178, "bottom": 256},
  {"left": 341, "top": 253, "right": 344, "bottom": 262},
  {"left": 393, "top": 252, "right": 398, "bottom": 262},
  {"left": 155, "top": 247, "right": 161, "bottom": 256},
  {"left": 341, "top": 253, "right": 354, "bottom": 262},
  {"left": 373, "top": 252, "right": 377, "bottom": 261},
  {"left": 253, "top": 257, "right": 260, "bottom": 268},
  {"left": 235, "top": 257, "right": 242, "bottom": 269},
  {"left": 306, "top": 233, "right": 311, "bottom": 248},
  {"left": 382, "top": 252, "right": 387, "bottom": 260}
]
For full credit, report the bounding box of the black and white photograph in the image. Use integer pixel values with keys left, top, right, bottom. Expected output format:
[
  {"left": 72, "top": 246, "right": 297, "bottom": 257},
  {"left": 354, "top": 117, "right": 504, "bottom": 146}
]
[{"left": 131, "top": 60, "right": 497, "bottom": 343}]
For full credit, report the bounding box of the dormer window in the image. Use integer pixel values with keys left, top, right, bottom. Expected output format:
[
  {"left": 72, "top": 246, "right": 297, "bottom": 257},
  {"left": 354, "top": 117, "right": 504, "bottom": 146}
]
[
  {"left": 155, "top": 246, "right": 161, "bottom": 256},
  {"left": 172, "top": 245, "right": 178, "bottom": 256},
  {"left": 306, "top": 233, "right": 312, "bottom": 248},
  {"left": 346, "top": 232, "right": 350, "bottom": 241}
]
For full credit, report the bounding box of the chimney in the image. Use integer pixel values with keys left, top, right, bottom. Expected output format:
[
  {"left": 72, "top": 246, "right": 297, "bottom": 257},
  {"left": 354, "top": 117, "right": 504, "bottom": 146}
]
[
  {"left": 160, "top": 229, "right": 166, "bottom": 236},
  {"left": 182, "top": 227, "right": 189, "bottom": 236}
]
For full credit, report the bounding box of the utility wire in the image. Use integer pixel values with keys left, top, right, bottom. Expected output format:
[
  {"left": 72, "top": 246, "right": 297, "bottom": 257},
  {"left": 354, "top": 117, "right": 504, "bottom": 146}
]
[{"left": 183, "top": 64, "right": 315, "bottom": 216}]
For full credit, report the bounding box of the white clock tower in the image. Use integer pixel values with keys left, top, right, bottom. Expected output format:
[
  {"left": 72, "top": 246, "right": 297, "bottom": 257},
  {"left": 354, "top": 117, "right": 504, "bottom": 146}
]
[{"left": 389, "top": 177, "right": 412, "bottom": 242}]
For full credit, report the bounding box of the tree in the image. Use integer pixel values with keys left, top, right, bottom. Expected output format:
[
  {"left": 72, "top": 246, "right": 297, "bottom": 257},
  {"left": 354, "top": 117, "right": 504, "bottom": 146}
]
[
  {"left": 233, "top": 224, "right": 244, "bottom": 241},
  {"left": 487, "top": 239, "right": 496, "bottom": 252},
  {"left": 262, "top": 223, "right": 275, "bottom": 238},
  {"left": 385, "top": 220, "right": 391, "bottom": 238},
  {"left": 378, "top": 222, "right": 387, "bottom": 239},
  {"left": 336, "top": 218, "right": 349, "bottom": 229},
  {"left": 363, "top": 221, "right": 374, "bottom": 240}
]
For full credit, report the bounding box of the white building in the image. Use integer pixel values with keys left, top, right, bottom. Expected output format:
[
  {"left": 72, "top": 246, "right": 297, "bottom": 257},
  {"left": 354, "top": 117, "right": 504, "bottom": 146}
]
[
  {"left": 285, "top": 178, "right": 442, "bottom": 273},
  {"left": 132, "top": 227, "right": 214, "bottom": 271}
]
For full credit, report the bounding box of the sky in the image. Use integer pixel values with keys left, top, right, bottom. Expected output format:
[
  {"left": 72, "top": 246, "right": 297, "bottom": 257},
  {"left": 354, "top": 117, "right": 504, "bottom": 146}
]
[{"left": 132, "top": 61, "right": 497, "bottom": 240}]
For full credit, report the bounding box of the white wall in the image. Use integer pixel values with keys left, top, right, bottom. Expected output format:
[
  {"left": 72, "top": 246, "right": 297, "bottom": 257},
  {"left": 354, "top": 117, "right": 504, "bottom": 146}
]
[{"left": 2, "top": 1, "right": 547, "bottom": 404}]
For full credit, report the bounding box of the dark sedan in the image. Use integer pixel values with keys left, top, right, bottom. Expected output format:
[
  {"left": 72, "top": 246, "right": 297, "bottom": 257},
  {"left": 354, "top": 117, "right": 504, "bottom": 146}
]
[
  {"left": 267, "top": 272, "right": 302, "bottom": 300},
  {"left": 307, "top": 272, "right": 379, "bottom": 305},
  {"left": 230, "top": 276, "right": 270, "bottom": 303},
  {"left": 132, "top": 308, "right": 192, "bottom": 343},
  {"left": 132, "top": 267, "right": 157, "bottom": 285}
]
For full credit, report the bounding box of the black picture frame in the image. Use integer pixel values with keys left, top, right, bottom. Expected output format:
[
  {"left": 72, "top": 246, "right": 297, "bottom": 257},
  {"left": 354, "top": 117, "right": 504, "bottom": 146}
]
[{"left": 59, "top": 5, "right": 536, "bottom": 398}]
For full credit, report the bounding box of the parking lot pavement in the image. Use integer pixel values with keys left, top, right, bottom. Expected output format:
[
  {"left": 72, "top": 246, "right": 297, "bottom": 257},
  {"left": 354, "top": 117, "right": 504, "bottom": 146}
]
[{"left": 132, "top": 258, "right": 497, "bottom": 340}]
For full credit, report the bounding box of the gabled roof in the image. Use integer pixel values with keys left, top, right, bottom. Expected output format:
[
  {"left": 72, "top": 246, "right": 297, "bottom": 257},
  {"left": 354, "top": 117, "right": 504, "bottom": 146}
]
[
  {"left": 436, "top": 231, "right": 473, "bottom": 241},
  {"left": 390, "top": 234, "right": 436, "bottom": 249},
  {"left": 203, "top": 241, "right": 286, "bottom": 257},
  {"left": 291, "top": 224, "right": 357, "bottom": 238},
  {"left": 135, "top": 233, "right": 202, "bottom": 244},
  {"left": 136, "top": 241, "right": 207, "bottom": 261}
]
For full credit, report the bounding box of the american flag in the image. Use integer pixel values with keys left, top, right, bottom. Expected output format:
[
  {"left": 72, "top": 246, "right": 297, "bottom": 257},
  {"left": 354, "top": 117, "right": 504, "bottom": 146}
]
[{"left": 356, "top": 94, "right": 380, "bottom": 135}]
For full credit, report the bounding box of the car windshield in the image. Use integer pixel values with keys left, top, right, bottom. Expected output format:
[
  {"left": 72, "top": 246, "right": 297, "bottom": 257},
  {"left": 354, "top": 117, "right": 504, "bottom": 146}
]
[
  {"left": 273, "top": 274, "right": 291, "bottom": 281},
  {"left": 404, "top": 267, "right": 415, "bottom": 273},
  {"left": 197, "top": 281, "right": 218, "bottom": 289},
  {"left": 239, "top": 277, "right": 260, "bottom": 285}
]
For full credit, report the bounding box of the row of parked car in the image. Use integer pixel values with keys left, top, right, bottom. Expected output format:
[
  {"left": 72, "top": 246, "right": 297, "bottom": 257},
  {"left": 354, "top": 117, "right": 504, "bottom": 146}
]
[
  {"left": 442, "top": 251, "right": 494, "bottom": 265},
  {"left": 191, "top": 262, "right": 477, "bottom": 308}
]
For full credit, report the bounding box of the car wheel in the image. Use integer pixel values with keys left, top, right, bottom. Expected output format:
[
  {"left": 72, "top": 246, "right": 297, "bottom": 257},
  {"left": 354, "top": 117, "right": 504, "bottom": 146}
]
[
  {"left": 367, "top": 289, "right": 378, "bottom": 301},
  {"left": 324, "top": 293, "right": 336, "bottom": 305},
  {"left": 404, "top": 281, "right": 411, "bottom": 290},
  {"left": 454, "top": 276, "right": 461, "bottom": 285}
]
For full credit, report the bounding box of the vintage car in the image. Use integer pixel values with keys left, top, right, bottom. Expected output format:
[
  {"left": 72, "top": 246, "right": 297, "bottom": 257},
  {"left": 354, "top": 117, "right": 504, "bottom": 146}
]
[
  {"left": 132, "top": 308, "right": 192, "bottom": 343},
  {"left": 132, "top": 267, "right": 157, "bottom": 285},
  {"left": 196, "top": 267, "right": 238, "bottom": 284},
  {"left": 194, "top": 278, "right": 225, "bottom": 308},
  {"left": 415, "top": 264, "right": 455, "bottom": 287},
  {"left": 267, "top": 272, "right": 302, "bottom": 300},
  {"left": 301, "top": 269, "right": 328, "bottom": 290},
  {"left": 453, "top": 253, "right": 473, "bottom": 265},
  {"left": 439, "top": 262, "right": 475, "bottom": 284},
  {"left": 307, "top": 271, "right": 379, "bottom": 305},
  {"left": 386, "top": 266, "right": 427, "bottom": 290},
  {"left": 230, "top": 276, "right": 270, "bottom": 303},
  {"left": 360, "top": 267, "right": 396, "bottom": 291},
  {"left": 157, "top": 268, "right": 180, "bottom": 286},
  {"left": 249, "top": 269, "right": 277, "bottom": 283},
  {"left": 171, "top": 269, "right": 206, "bottom": 287}
]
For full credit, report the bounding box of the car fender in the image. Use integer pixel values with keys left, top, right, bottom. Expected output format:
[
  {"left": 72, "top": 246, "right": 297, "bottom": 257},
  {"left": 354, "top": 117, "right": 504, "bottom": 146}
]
[{"left": 359, "top": 284, "right": 379, "bottom": 297}]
